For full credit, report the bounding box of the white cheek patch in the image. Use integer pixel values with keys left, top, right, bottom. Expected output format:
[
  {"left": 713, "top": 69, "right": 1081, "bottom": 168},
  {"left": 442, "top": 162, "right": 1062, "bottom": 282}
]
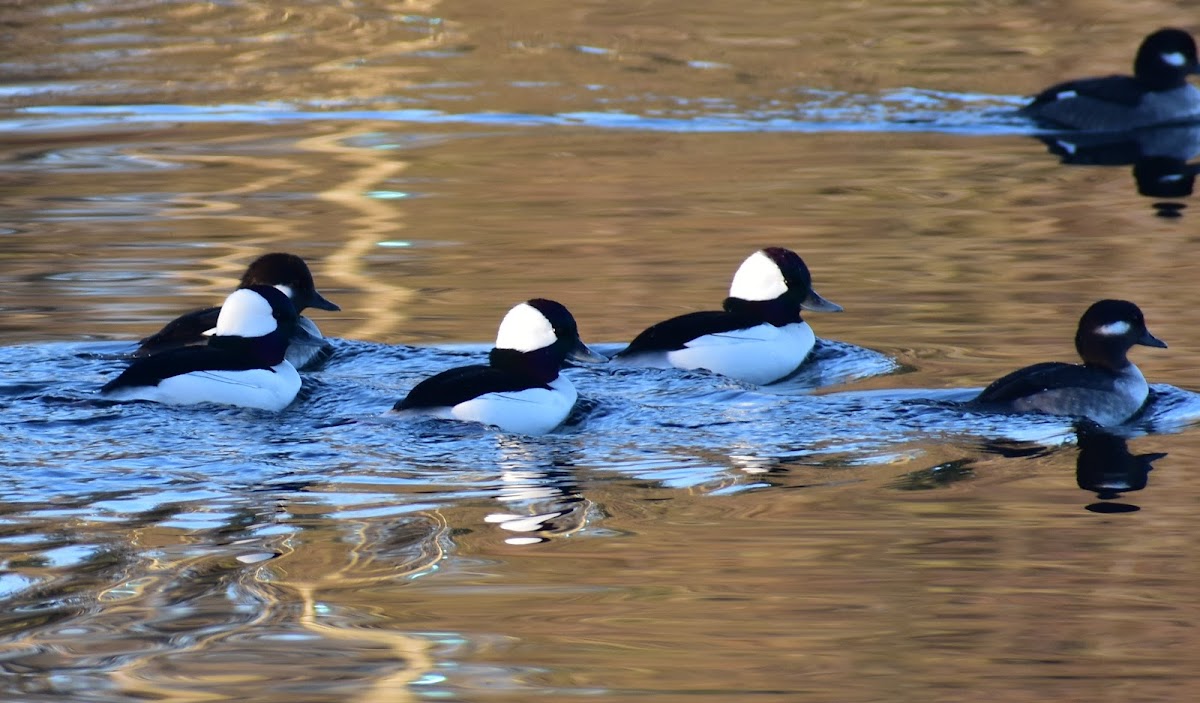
[
  {"left": 729, "top": 251, "right": 788, "bottom": 301},
  {"left": 495, "top": 303, "right": 557, "bottom": 352},
  {"left": 1162, "top": 51, "right": 1187, "bottom": 67},
  {"left": 215, "top": 289, "right": 278, "bottom": 337},
  {"left": 1054, "top": 90, "right": 1078, "bottom": 101},
  {"left": 1096, "top": 321, "right": 1131, "bottom": 337},
  {"left": 274, "top": 284, "right": 295, "bottom": 300}
]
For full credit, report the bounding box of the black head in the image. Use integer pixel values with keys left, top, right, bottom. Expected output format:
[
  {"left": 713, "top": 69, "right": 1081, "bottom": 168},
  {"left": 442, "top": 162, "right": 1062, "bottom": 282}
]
[
  {"left": 239, "top": 252, "right": 341, "bottom": 313},
  {"left": 490, "top": 298, "right": 605, "bottom": 380},
  {"left": 1074, "top": 299, "right": 1166, "bottom": 369},
  {"left": 1134, "top": 28, "right": 1200, "bottom": 89},
  {"left": 723, "top": 248, "right": 842, "bottom": 324}
]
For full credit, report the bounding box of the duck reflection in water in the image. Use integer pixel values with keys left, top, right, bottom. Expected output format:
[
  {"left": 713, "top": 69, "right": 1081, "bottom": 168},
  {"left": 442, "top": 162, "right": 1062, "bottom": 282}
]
[
  {"left": 485, "top": 437, "right": 591, "bottom": 545},
  {"left": 1033, "top": 125, "right": 1200, "bottom": 218},
  {"left": 1074, "top": 421, "right": 1166, "bottom": 513}
]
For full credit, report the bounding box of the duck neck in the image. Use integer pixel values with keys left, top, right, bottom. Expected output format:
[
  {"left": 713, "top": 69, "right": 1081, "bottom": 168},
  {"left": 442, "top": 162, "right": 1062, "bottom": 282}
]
[
  {"left": 1076, "top": 335, "right": 1131, "bottom": 373},
  {"left": 489, "top": 347, "right": 561, "bottom": 385},
  {"left": 722, "top": 296, "right": 802, "bottom": 327},
  {"left": 208, "top": 331, "right": 289, "bottom": 367}
]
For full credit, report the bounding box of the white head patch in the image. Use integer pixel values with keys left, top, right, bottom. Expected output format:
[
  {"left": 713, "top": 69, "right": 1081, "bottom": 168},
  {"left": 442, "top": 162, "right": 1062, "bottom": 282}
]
[
  {"left": 1096, "top": 320, "right": 1131, "bottom": 337},
  {"left": 1161, "top": 51, "right": 1187, "bottom": 67},
  {"left": 274, "top": 284, "right": 295, "bottom": 301},
  {"left": 729, "top": 251, "right": 788, "bottom": 301},
  {"left": 215, "top": 289, "right": 278, "bottom": 337},
  {"left": 495, "top": 303, "right": 557, "bottom": 352}
]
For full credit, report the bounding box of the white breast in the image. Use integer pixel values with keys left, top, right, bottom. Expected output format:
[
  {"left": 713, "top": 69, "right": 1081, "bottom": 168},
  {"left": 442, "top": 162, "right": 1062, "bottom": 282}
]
[
  {"left": 106, "top": 363, "right": 301, "bottom": 411},
  {"left": 665, "top": 322, "right": 816, "bottom": 385},
  {"left": 450, "top": 375, "right": 578, "bottom": 435}
]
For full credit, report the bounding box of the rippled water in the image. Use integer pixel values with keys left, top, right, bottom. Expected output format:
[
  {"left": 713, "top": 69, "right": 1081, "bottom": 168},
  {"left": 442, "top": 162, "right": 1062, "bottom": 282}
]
[{"left": 5, "top": 1, "right": 1200, "bottom": 701}]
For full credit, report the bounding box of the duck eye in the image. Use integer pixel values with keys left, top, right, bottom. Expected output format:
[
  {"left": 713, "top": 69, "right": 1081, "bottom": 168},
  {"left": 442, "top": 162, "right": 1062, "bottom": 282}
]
[{"left": 1161, "top": 51, "right": 1187, "bottom": 67}]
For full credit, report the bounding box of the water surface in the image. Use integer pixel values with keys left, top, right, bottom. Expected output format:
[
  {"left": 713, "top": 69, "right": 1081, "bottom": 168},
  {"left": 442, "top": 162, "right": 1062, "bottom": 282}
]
[{"left": 4, "top": 1, "right": 1200, "bottom": 701}]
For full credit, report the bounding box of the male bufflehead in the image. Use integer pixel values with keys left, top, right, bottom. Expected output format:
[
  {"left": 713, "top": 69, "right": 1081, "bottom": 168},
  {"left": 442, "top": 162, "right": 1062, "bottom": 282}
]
[
  {"left": 102, "top": 285, "right": 303, "bottom": 411},
  {"left": 391, "top": 299, "right": 605, "bottom": 435},
  {"left": 134, "top": 252, "right": 340, "bottom": 369},
  {"left": 971, "top": 299, "right": 1167, "bottom": 426},
  {"left": 1020, "top": 28, "right": 1200, "bottom": 131},
  {"left": 611, "top": 248, "right": 842, "bottom": 385}
]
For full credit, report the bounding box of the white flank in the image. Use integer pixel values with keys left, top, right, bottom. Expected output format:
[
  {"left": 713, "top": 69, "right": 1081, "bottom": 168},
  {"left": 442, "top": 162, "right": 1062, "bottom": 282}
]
[
  {"left": 104, "top": 362, "right": 301, "bottom": 411},
  {"left": 1055, "top": 140, "right": 1077, "bottom": 155},
  {"left": 215, "top": 289, "right": 278, "bottom": 337},
  {"left": 729, "top": 251, "right": 788, "bottom": 301},
  {"left": 1096, "top": 320, "right": 1131, "bottom": 336},
  {"left": 452, "top": 376, "right": 578, "bottom": 435},
  {"left": 1162, "top": 51, "right": 1187, "bottom": 67},
  {"left": 666, "top": 322, "right": 816, "bottom": 385},
  {"left": 1054, "top": 90, "right": 1078, "bottom": 100},
  {"left": 495, "top": 303, "right": 557, "bottom": 352}
]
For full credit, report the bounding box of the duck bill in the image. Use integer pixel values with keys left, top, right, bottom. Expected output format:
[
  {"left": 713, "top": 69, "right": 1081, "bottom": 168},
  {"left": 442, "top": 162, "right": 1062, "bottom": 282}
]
[
  {"left": 800, "top": 288, "right": 843, "bottom": 313},
  {"left": 1138, "top": 329, "right": 1168, "bottom": 349},
  {"left": 567, "top": 339, "right": 608, "bottom": 364},
  {"left": 307, "top": 289, "right": 341, "bottom": 312}
]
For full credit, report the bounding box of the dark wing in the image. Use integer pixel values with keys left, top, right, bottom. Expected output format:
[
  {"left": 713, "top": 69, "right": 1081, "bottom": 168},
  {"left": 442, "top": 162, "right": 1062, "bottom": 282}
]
[
  {"left": 394, "top": 365, "right": 548, "bottom": 410},
  {"left": 102, "top": 345, "right": 272, "bottom": 392},
  {"left": 1023, "top": 75, "right": 1146, "bottom": 112},
  {"left": 134, "top": 306, "right": 221, "bottom": 357},
  {"left": 615, "top": 311, "right": 755, "bottom": 356},
  {"left": 973, "top": 361, "right": 1114, "bottom": 405}
]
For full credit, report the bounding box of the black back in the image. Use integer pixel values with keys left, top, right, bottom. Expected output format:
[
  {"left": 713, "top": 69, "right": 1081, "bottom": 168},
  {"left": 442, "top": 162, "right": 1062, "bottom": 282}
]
[
  {"left": 134, "top": 306, "right": 221, "bottom": 357},
  {"left": 1026, "top": 75, "right": 1147, "bottom": 111},
  {"left": 973, "top": 361, "right": 1117, "bottom": 405},
  {"left": 393, "top": 364, "right": 552, "bottom": 410},
  {"left": 616, "top": 310, "right": 763, "bottom": 356}
]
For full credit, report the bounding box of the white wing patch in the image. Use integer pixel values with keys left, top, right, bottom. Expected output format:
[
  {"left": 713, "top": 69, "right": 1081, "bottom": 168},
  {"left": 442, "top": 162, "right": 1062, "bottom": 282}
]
[{"left": 1054, "top": 90, "right": 1078, "bottom": 101}]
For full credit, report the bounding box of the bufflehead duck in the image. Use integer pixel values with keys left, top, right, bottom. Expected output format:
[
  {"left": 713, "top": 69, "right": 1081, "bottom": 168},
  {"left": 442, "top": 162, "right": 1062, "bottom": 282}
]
[
  {"left": 971, "top": 299, "right": 1167, "bottom": 426},
  {"left": 611, "top": 248, "right": 842, "bottom": 385},
  {"left": 391, "top": 299, "right": 605, "bottom": 435},
  {"left": 1020, "top": 28, "right": 1200, "bottom": 131},
  {"left": 102, "top": 285, "right": 302, "bottom": 411},
  {"left": 134, "top": 252, "right": 340, "bottom": 369}
]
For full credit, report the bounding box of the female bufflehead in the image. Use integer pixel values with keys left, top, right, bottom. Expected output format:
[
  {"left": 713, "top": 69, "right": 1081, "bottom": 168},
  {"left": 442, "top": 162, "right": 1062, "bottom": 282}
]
[
  {"left": 102, "top": 286, "right": 302, "bottom": 411},
  {"left": 611, "top": 248, "right": 842, "bottom": 385},
  {"left": 1020, "top": 28, "right": 1200, "bottom": 131},
  {"left": 971, "top": 299, "right": 1167, "bottom": 426},
  {"left": 134, "top": 252, "right": 340, "bottom": 369},
  {"left": 391, "top": 299, "right": 605, "bottom": 435}
]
